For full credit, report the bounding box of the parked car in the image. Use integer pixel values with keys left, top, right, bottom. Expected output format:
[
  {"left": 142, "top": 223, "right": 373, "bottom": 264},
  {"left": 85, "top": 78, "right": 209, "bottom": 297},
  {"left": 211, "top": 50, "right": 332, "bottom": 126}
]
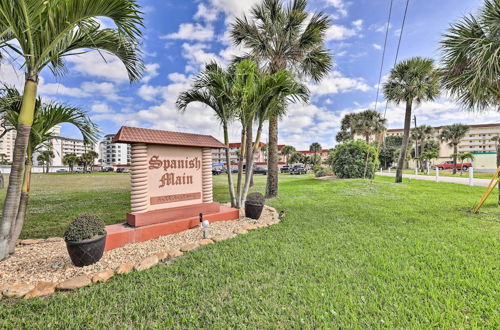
[
  {"left": 231, "top": 168, "right": 238, "bottom": 173},
  {"left": 435, "top": 161, "right": 472, "bottom": 171},
  {"left": 280, "top": 165, "right": 290, "bottom": 173},
  {"left": 212, "top": 167, "right": 223, "bottom": 175},
  {"left": 290, "top": 165, "right": 307, "bottom": 175},
  {"left": 56, "top": 169, "right": 68, "bottom": 173},
  {"left": 101, "top": 167, "right": 114, "bottom": 172},
  {"left": 116, "top": 168, "right": 125, "bottom": 173},
  {"left": 253, "top": 166, "right": 268, "bottom": 175}
]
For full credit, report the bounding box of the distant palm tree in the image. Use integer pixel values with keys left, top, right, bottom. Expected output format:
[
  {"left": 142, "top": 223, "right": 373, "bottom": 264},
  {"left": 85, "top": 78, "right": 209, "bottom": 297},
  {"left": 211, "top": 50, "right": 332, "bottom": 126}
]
[
  {"left": 411, "top": 125, "right": 435, "bottom": 170},
  {"left": 383, "top": 57, "right": 441, "bottom": 183},
  {"left": 440, "top": 0, "right": 500, "bottom": 111},
  {"left": 439, "top": 124, "right": 470, "bottom": 174},
  {"left": 309, "top": 142, "right": 322, "bottom": 161},
  {"left": 281, "top": 145, "right": 296, "bottom": 165},
  {"left": 62, "top": 153, "right": 78, "bottom": 172},
  {"left": 81, "top": 151, "right": 99, "bottom": 172},
  {"left": 37, "top": 150, "right": 54, "bottom": 174},
  {"left": 355, "top": 110, "right": 387, "bottom": 143},
  {"left": 453, "top": 152, "right": 475, "bottom": 176},
  {"left": 0, "top": 0, "right": 144, "bottom": 259},
  {"left": 231, "top": 0, "right": 332, "bottom": 198}
]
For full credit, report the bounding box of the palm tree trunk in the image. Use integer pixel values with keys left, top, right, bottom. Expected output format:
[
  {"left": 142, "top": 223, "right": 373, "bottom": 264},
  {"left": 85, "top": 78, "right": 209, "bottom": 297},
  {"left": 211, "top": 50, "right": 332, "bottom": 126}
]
[
  {"left": 0, "top": 79, "right": 37, "bottom": 260},
  {"left": 266, "top": 115, "right": 279, "bottom": 198},
  {"left": 497, "top": 144, "right": 500, "bottom": 205},
  {"left": 9, "top": 160, "right": 32, "bottom": 254},
  {"left": 236, "top": 128, "right": 246, "bottom": 208},
  {"left": 241, "top": 122, "right": 264, "bottom": 206},
  {"left": 223, "top": 125, "right": 237, "bottom": 208},
  {"left": 396, "top": 100, "right": 412, "bottom": 183},
  {"left": 453, "top": 145, "right": 458, "bottom": 174},
  {"left": 244, "top": 121, "right": 254, "bottom": 198}
]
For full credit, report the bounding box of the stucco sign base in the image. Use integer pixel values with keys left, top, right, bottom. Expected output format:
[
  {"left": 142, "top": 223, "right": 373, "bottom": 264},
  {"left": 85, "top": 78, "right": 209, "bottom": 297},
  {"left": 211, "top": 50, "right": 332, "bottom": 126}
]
[{"left": 104, "top": 205, "right": 239, "bottom": 251}]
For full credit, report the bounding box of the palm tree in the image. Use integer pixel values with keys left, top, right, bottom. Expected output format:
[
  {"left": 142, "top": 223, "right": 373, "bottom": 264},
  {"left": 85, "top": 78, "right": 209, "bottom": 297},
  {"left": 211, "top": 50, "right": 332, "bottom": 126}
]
[
  {"left": 453, "top": 152, "right": 475, "bottom": 176},
  {"left": 37, "top": 150, "right": 54, "bottom": 174},
  {"left": 440, "top": 0, "right": 500, "bottom": 111},
  {"left": 62, "top": 153, "right": 78, "bottom": 172},
  {"left": 0, "top": 0, "right": 143, "bottom": 259},
  {"left": 354, "top": 110, "right": 387, "bottom": 143},
  {"left": 439, "top": 124, "right": 470, "bottom": 174},
  {"left": 0, "top": 87, "right": 98, "bottom": 253},
  {"left": 411, "top": 125, "right": 435, "bottom": 170},
  {"left": 281, "top": 145, "right": 296, "bottom": 164},
  {"left": 80, "top": 151, "right": 99, "bottom": 172},
  {"left": 336, "top": 113, "right": 361, "bottom": 142},
  {"left": 491, "top": 135, "right": 500, "bottom": 205},
  {"left": 177, "top": 62, "right": 238, "bottom": 207},
  {"left": 231, "top": 0, "right": 332, "bottom": 198},
  {"left": 383, "top": 57, "right": 441, "bottom": 183},
  {"left": 309, "top": 142, "right": 322, "bottom": 160},
  {"left": 419, "top": 151, "right": 439, "bottom": 174}
]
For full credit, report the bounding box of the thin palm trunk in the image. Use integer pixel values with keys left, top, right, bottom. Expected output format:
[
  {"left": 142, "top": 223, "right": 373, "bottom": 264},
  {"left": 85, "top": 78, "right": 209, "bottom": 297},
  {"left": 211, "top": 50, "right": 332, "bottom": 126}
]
[
  {"left": 0, "top": 79, "right": 37, "bottom": 260},
  {"left": 9, "top": 159, "right": 32, "bottom": 254},
  {"left": 222, "top": 125, "right": 237, "bottom": 208},
  {"left": 266, "top": 116, "right": 279, "bottom": 198},
  {"left": 497, "top": 144, "right": 500, "bottom": 205},
  {"left": 241, "top": 121, "right": 253, "bottom": 206},
  {"left": 452, "top": 145, "right": 458, "bottom": 174},
  {"left": 236, "top": 128, "right": 246, "bottom": 208},
  {"left": 396, "top": 100, "right": 413, "bottom": 183},
  {"left": 241, "top": 122, "right": 264, "bottom": 205}
]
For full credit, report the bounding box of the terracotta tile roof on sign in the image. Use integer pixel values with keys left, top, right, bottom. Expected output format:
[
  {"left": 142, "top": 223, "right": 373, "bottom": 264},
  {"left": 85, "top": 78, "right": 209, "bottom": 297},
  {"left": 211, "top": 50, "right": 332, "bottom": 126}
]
[{"left": 112, "top": 126, "right": 227, "bottom": 149}]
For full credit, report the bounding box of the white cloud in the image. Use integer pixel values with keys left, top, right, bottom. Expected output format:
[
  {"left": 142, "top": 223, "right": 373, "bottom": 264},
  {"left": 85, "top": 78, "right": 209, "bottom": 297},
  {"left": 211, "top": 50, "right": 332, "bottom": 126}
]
[
  {"left": 81, "top": 82, "right": 123, "bottom": 101},
  {"left": 323, "top": 0, "right": 348, "bottom": 17},
  {"left": 67, "top": 52, "right": 130, "bottom": 83},
  {"left": 40, "top": 82, "right": 89, "bottom": 98},
  {"left": 208, "top": 0, "right": 261, "bottom": 19},
  {"left": 162, "top": 23, "right": 215, "bottom": 42},
  {"left": 181, "top": 43, "right": 222, "bottom": 73},
  {"left": 141, "top": 63, "right": 160, "bottom": 83},
  {"left": 138, "top": 85, "right": 162, "bottom": 102},
  {"left": 194, "top": 3, "right": 219, "bottom": 22},
  {"left": 308, "top": 71, "right": 371, "bottom": 96},
  {"left": 326, "top": 20, "right": 363, "bottom": 41},
  {"left": 0, "top": 63, "right": 25, "bottom": 89},
  {"left": 372, "top": 43, "right": 382, "bottom": 50},
  {"left": 91, "top": 102, "right": 112, "bottom": 113}
]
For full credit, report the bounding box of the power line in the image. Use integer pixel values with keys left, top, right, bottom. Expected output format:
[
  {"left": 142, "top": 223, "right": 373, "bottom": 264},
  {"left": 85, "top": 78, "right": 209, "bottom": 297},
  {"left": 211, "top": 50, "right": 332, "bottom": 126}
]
[{"left": 373, "top": 0, "right": 394, "bottom": 112}]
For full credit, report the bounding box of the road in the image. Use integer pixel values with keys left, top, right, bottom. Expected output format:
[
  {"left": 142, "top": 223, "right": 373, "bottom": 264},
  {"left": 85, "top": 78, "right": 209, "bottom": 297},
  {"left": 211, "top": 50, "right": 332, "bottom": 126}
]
[{"left": 377, "top": 171, "right": 494, "bottom": 187}]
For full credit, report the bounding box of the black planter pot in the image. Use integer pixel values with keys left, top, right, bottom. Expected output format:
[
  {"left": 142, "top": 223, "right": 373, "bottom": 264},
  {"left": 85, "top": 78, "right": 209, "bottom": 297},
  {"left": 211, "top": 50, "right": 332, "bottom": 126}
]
[
  {"left": 245, "top": 202, "right": 264, "bottom": 220},
  {"left": 65, "top": 234, "right": 107, "bottom": 267}
]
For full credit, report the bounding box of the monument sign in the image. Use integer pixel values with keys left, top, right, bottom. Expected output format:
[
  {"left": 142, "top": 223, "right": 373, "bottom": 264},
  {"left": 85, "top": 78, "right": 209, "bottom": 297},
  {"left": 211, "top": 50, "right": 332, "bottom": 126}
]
[{"left": 104, "top": 126, "right": 239, "bottom": 250}]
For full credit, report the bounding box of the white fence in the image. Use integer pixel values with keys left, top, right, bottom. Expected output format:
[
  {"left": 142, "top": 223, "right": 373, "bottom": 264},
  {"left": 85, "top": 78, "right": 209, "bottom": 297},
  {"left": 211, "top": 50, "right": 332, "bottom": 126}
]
[{"left": 0, "top": 165, "right": 71, "bottom": 174}]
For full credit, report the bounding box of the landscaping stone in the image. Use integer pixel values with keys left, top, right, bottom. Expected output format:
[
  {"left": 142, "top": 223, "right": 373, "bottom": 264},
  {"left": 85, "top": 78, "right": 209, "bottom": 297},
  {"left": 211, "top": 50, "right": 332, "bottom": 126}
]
[
  {"left": 243, "top": 224, "right": 258, "bottom": 231},
  {"left": 233, "top": 228, "right": 248, "bottom": 235},
  {"left": 156, "top": 251, "right": 170, "bottom": 261},
  {"left": 45, "top": 237, "right": 64, "bottom": 243},
  {"left": 199, "top": 238, "right": 214, "bottom": 245},
  {"left": 92, "top": 270, "right": 115, "bottom": 283},
  {"left": 24, "top": 282, "right": 56, "bottom": 299},
  {"left": 180, "top": 243, "right": 199, "bottom": 252},
  {"left": 134, "top": 255, "right": 159, "bottom": 271},
  {"left": 212, "top": 234, "right": 235, "bottom": 242},
  {"left": 115, "top": 263, "right": 134, "bottom": 274},
  {"left": 168, "top": 250, "right": 183, "bottom": 258},
  {"left": 56, "top": 275, "right": 91, "bottom": 290},
  {"left": 3, "top": 283, "right": 35, "bottom": 298}
]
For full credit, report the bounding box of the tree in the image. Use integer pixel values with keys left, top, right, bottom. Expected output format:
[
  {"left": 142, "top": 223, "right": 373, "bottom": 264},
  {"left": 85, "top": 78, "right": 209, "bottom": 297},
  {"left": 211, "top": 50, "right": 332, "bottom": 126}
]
[
  {"left": 281, "top": 145, "right": 296, "bottom": 165},
  {"left": 411, "top": 125, "right": 435, "bottom": 170},
  {"left": 0, "top": 0, "right": 144, "bottom": 260},
  {"left": 383, "top": 57, "right": 440, "bottom": 183},
  {"left": 63, "top": 154, "right": 78, "bottom": 172},
  {"left": 80, "top": 151, "right": 99, "bottom": 172},
  {"left": 336, "top": 113, "right": 360, "bottom": 143},
  {"left": 418, "top": 151, "right": 439, "bottom": 174},
  {"left": 37, "top": 150, "right": 54, "bottom": 174},
  {"left": 289, "top": 152, "right": 303, "bottom": 165},
  {"left": 328, "top": 140, "right": 378, "bottom": 179},
  {"left": 440, "top": 0, "right": 500, "bottom": 112},
  {"left": 439, "top": 124, "right": 470, "bottom": 174},
  {"left": 379, "top": 135, "right": 403, "bottom": 169},
  {"left": 355, "top": 110, "right": 387, "bottom": 143},
  {"left": 453, "top": 152, "right": 475, "bottom": 176},
  {"left": 0, "top": 86, "right": 98, "bottom": 253},
  {"left": 309, "top": 142, "right": 322, "bottom": 161},
  {"left": 231, "top": 0, "right": 332, "bottom": 198}
]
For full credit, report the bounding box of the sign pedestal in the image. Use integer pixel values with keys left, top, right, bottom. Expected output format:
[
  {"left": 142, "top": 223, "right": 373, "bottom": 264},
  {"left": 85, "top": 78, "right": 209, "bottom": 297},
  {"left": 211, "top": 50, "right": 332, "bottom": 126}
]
[{"left": 103, "top": 126, "right": 239, "bottom": 251}]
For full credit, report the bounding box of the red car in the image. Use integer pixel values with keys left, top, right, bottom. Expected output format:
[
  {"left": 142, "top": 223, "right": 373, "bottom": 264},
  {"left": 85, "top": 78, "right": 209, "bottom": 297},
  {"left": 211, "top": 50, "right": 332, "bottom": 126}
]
[{"left": 435, "top": 161, "right": 472, "bottom": 171}]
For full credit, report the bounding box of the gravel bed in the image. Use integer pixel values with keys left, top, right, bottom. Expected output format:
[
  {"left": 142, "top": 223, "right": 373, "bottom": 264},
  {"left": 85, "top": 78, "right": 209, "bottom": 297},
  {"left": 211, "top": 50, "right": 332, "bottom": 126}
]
[{"left": 0, "top": 205, "right": 278, "bottom": 286}]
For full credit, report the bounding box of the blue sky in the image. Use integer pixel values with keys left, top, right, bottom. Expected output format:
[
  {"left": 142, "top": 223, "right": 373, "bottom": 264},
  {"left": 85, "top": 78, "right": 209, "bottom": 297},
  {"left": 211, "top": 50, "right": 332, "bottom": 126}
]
[{"left": 1, "top": 0, "right": 498, "bottom": 150}]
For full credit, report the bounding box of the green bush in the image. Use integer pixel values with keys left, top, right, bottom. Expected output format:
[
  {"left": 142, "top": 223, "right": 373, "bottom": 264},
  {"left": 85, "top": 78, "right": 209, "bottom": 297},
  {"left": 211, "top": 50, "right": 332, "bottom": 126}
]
[
  {"left": 246, "top": 192, "right": 265, "bottom": 205},
  {"left": 328, "top": 140, "right": 379, "bottom": 179},
  {"left": 64, "top": 214, "right": 106, "bottom": 242},
  {"left": 312, "top": 164, "right": 323, "bottom": 173}
]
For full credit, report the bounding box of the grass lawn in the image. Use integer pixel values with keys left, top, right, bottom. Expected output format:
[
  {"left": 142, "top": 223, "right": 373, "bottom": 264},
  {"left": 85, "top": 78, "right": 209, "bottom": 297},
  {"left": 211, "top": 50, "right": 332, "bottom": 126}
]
[
  {"left": 0, "top": 173, "right": 499, "bottom": 327},
  {"left": 401, "top": 169, "right": 497, "bottom": 179}
]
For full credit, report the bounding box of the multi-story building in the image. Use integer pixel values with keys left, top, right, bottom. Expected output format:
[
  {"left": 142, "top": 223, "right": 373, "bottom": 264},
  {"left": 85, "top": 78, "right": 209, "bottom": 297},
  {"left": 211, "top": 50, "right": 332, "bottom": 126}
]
[
  {"left": 297, "top": 149, "right": 330, "bottom": 162},
  {"left": 99, "top": 134, "right": 131, "bottom": 166},
  {"left": 212, "top": 142, "right": 266, "bottom": 166},
  {"left": 0, "top": 124, "right": 17, "bottom": 163}
]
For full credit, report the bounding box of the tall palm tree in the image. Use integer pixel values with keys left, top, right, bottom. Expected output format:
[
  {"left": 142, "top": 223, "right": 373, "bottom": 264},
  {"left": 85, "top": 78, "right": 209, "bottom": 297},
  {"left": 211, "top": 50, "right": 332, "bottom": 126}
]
[
  {"left": 354, "top": 110, "right": 387, "bottom": 143},
  {"left": 336, "top": 113, "right": 361, "bottom": 142},
  {"left": 231, "top": 0, "right": 332, "bottom": 198},
  {"left": 62, "top": 153, "right": 78, "bottom": 172},
  {"left": 439, "top": 124, "right": 470, "bottom": 174},
  {"left": 281, "top": 145, "right": 296, "bottom": 164},
  {"left": 0, "top": 0, "right": 143, "bottom": 259},
  {"left": 440, "top": 0, "right": 500, "bottom": 111},
  {"left": 383, "top": 57, "right": 441, "bottom": 183},
  {"left": 177, "top": 62, "right": 238, "bottom": 207},
  {"left": 80, "top": 151, "right": 99, "bottom": 172},
  {"left": 411, "top": 125, "right": 435, "bottom": 169},
  {"left": 0, "top": 87, "right": 98, "bottom": 253},
  {"left": 309, "top": 142, "right": 322, "bottom": 159},
  {"left": 37, "top": 150, "right": 54, "bottom": 174}
]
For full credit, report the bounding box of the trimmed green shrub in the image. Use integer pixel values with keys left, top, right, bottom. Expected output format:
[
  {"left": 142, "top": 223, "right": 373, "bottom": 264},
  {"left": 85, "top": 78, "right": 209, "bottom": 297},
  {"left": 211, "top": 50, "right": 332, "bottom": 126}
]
[
  {"left": 328, "top": 140, "right": 379, "bottom": 179},
  {"left": 246, "top": 192, "right": 265, "bottom": 205},
  {"left": 64, "top": 214, "right": 106, "bottom": 242}
]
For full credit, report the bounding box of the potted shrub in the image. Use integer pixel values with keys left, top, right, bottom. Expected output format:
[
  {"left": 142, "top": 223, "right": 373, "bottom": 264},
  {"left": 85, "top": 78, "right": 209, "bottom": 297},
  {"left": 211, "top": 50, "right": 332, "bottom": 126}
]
[
  {"left": 245, "top": 192, "right": 265, "bottom": 219},
  {"left": 64, "top": 214, "right": 107, "bottom": 267}
]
